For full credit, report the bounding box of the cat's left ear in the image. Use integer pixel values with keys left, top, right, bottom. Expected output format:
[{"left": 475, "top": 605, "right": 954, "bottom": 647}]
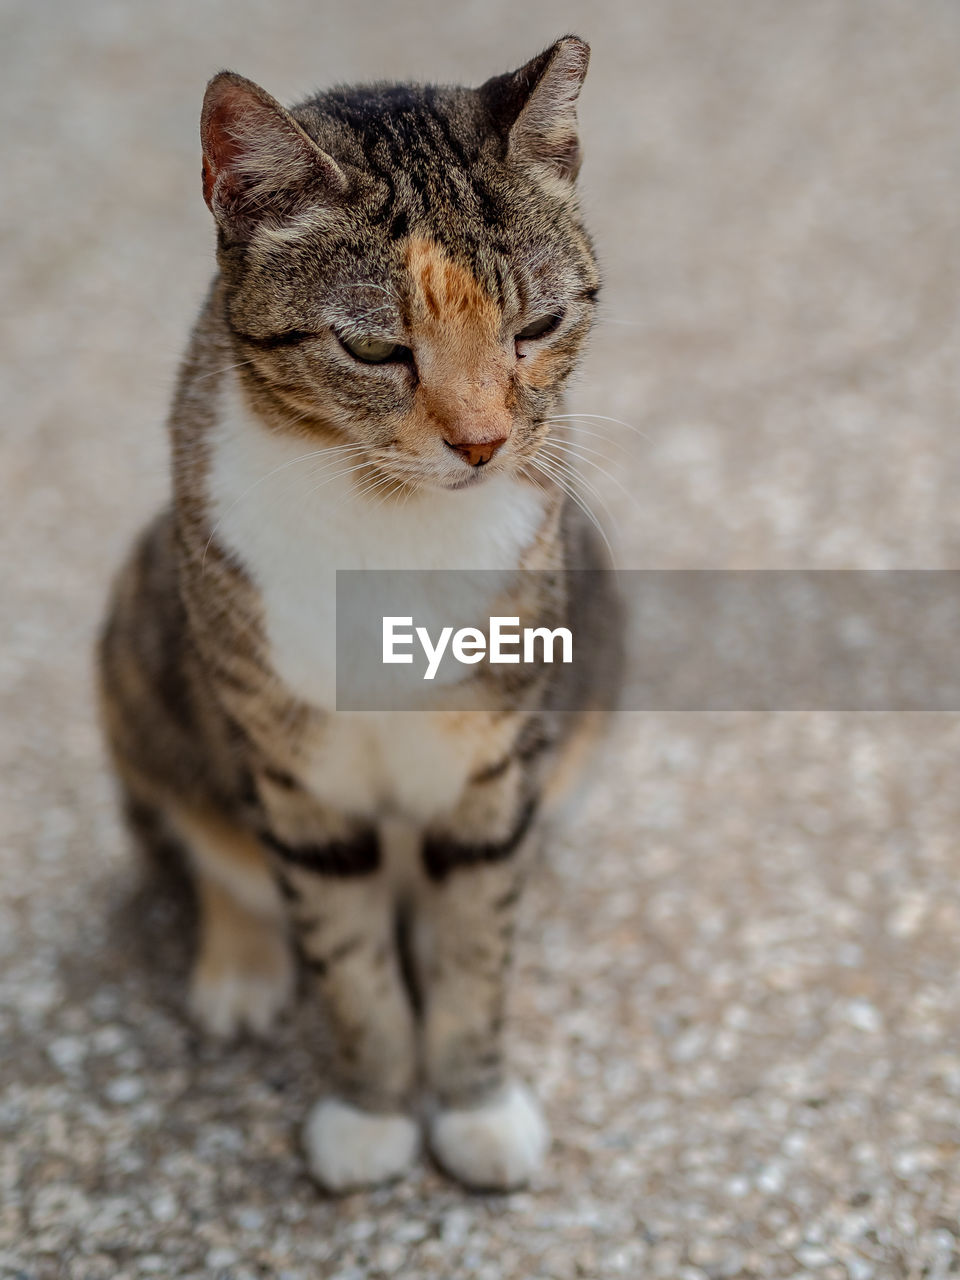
[
  {"left": 480, "top": 36, "right": 590, "bottom": 185},
  {"left": 200, "top": 71, "right": 348, "bottom": 237}
]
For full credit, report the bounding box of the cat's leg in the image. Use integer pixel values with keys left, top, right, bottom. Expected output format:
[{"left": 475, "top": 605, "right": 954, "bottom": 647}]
[
  {"left": 170, "top": 807, "right": 295, "bottom": 1039},
  {"left": 269, "top": 833, "right": 419, "bottom": 1193},
  {"left": 417, "top": 795, "right": 549, "bottom": 1191}
]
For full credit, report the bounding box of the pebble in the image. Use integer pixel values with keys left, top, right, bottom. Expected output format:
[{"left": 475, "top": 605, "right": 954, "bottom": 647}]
[
  {"left": 206, "top": 1247, "right": 240, "bottom": 1268},
  {"left": 233, "top": 1206, "right": 266, "bottom": 1231},
  {"left": 104, "top": 1075, "right": 145, "bottom": 1105},
  {"left": 841, "top": 1000, "right": 883, "bottom": 1034},
  {"left": 846, "top": 1259, "right": 876, "bottom": 1280},
  {"left": 91, "top": 1025, "right": 129, "bottom": 1055},
  {"left": 886, "top": 892, "right": 929, "bottom": 939},
  {"left": 47, "top": 1035, "right": 88, "bottom": 1071},
  {"left": 149, "top": 1191, "right": 178, "bottom": 1223}
]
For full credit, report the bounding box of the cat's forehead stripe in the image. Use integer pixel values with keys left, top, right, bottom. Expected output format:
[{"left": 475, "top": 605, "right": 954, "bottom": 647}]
[
  {"left": 404, "top": 234, "right": 504, "bottom": 368},
  {"left": 404, "top": 236, "right": 499, "bottom": 329}
]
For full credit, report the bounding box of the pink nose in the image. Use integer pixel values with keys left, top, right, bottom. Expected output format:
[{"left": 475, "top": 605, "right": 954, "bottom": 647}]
[{"left": 444, "top": 436, "right": 508, "bottom": 467}]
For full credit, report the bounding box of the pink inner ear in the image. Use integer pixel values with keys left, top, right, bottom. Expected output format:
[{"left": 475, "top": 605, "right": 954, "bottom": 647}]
[
  {"left": 201, "top": 83, "right": 255, "bottom": 197},
  {"left": 199, "top": 72, "right": 349, "bottom": 224}
]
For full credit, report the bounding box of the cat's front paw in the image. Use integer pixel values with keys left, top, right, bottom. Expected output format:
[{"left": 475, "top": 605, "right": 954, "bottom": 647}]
[
  {"left": 429, "top": 1079, "right": 549, "bottom": 1191},
  {"left": 304, "top": 1096, "right": 420, "bottom": 1193},
  {"left": 188, "top": 932, "right": 294, "bottom": 1039}
]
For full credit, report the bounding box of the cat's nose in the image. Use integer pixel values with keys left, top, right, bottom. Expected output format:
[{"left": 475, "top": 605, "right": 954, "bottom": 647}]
[{"left": 444, "top": 436, "right": 508, "bottom": 467}]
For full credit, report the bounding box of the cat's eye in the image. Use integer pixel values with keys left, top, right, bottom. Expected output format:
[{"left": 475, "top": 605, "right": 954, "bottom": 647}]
[
  {"left": 515, "top": 312, "right": 563, "bottom": 343},
  {"left": 339, "top": 333, "right": 406, "bottom": 364}
]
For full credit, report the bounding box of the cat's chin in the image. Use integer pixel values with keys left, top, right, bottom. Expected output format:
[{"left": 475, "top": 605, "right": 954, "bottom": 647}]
[{"left": 438, "top": 470, "right": 496, "bottom": 492}]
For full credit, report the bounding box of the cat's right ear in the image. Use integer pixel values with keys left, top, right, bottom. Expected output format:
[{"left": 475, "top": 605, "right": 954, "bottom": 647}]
[
  {"left": 479, "top": 36, "right": 591, "bottom": 186},
  {"left": 200, "top": 72, "right": 348, "bottom": 237}
]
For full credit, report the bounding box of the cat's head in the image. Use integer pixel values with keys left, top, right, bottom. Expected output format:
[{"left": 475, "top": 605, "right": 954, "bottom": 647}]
[{"left": 201, "top": 38, "right": 599, "bottom": 492}]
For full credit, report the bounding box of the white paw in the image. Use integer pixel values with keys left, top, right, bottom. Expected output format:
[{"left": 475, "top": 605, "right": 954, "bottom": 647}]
[
  {"left": 188, "top": 952, "right": 294, "bottom": 1039},
  {"left": 304, "top": 1096, "right": 419, "bottom": 1193},
  {"left": 429, "top": 1079, "right": 549, "bottom": 1191}
]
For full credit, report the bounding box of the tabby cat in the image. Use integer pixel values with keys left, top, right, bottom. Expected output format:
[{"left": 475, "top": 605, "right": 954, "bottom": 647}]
[{"left": 98, "top": 35, "right": 620, "bottom": 1192}]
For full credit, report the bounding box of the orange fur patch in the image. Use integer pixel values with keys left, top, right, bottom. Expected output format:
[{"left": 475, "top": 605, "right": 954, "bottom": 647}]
[{"left": 404, "top": 237, "right": 513, "bottom": 448}]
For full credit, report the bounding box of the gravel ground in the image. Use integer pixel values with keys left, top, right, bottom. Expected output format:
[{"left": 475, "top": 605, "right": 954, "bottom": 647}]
[{"left": 3, "top": 1, "right": 960, "bottom": 1276}]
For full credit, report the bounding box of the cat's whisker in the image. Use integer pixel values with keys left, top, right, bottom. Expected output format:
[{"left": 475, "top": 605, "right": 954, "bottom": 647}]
[
  {"left": 532, "top": 454, "right": 611, "bottom": 537},
  {"left": 592, "top": 314, "right": 649, "bottom": 327},
  {"left": 301, "top": 458, "right": 384, "bottom": 503},
  {"left": 290, "top": 469, "right": 376, "bottom": 514},
  {"left": 270, "top": 446, "right": 375, "bottom": 503},
  {"left": 345, "top": 477, "right": 395, "bottom": 512},
  {"left": 330, "top": 463, "right": 398, "bottom": 513},
  {"left": 300, "top": 444, "right": 377, "bottom": 479},
  {"left": 275, "top": 401, "right": 353, "bottom": 433},
  {"left": 536, "top": 450, "right": 620, "bottom": 536},
  {"left": 531, "top": 463, "right": 616, "bottom": 567},
  {"left": 547, "top": 412, "right": 654, "bottom": 444},
  {"left": 537, "top": 438, "right": 609, "bottom": 491},
  {"left": 539, "top": 439, "right": 640, "bottom": 511},
  {"left": 295, "top": 440, "right": 369, "bottom": 458},
  {"left": 525, "top": 455, "right": 616, "bottom": 565},
  {"left": 543, "top": 421, "right": 631, "bottom": 453},
  {"left": 369, "top": 475, "right": 410, "bottom": 513},
  {"left": 535, "top": 445, "right": 618, "bottom": 523},
  {"left": 193, "top": 358, "right": 259, "bottom": 384},
  {"left": 541, "top": 432, "right": 627, "bottom": 466},
  {"left": 399, "top": 473, "right": 419, "bottom": 509}
]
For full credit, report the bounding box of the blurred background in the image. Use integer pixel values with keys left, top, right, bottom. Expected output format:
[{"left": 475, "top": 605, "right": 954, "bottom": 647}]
[{"left": 3, "top": 1, "right": 960, "bottom": 1276}]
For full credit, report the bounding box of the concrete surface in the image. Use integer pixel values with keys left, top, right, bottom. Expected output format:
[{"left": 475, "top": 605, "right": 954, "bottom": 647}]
[{"left": 3, "top": 1, "right": 960, "bottom": 1276}]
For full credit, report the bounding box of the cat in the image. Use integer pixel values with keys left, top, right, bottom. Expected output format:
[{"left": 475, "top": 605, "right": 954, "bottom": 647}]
[{"left": 97, "top": 35, "right": 621, "bottom": 1193}]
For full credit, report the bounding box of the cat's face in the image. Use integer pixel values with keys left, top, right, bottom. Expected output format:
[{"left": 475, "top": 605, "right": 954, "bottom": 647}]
[{"left": 201, "top": 39, "right": 599, "bottom": 492}]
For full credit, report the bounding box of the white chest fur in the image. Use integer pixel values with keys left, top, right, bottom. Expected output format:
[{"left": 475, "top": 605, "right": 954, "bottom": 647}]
[{"left": 205, "top": 375, "right": 545, "bottom": 821}]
